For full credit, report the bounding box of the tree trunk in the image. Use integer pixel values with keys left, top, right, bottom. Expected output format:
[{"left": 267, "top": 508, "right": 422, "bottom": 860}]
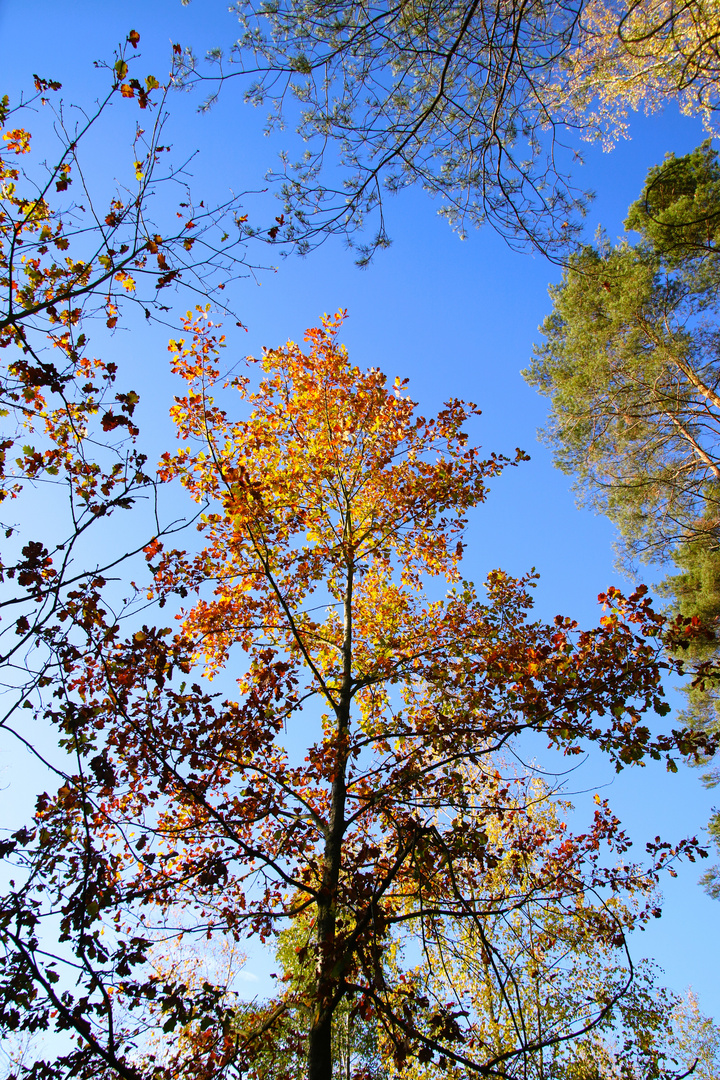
[
  {"left": 307, "top": 550, "right": 354, "bottom": 1080},
  {"left": 307, "top": 1005, "right": 334, "bottom": 1080}
]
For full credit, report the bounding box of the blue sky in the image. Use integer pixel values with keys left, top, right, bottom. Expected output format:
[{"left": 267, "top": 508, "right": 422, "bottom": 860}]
[{"left": 0, "top": 0, "right": 717, "bottom": 1016}]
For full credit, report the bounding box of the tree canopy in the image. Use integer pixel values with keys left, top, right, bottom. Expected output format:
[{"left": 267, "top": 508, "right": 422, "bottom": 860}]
[
  {"left": 181, "top": 0, "right": 720, "bottom": 259},
  {"left": 525, "top": 139, "right": 720, "bottom": 894},
  {"left": 525, "top": 141, "right": 720, "bottom": 570},
  {"left": 1, "top": 302, "right": 712, "bottom": 1079},
  {"left": 568, "top": 0, "right": 720, "bottom": 143}
]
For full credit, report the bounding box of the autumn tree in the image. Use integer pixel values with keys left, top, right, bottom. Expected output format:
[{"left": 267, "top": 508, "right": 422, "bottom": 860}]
[
  {"left": 3, "top": 309, "right": 712, "bottom": 1080},
  {"left": 158, "top": 309, "right": 709, "bottom": 1076},
  {"left": 0, "top": 29, "right": 256, "bottom": 762},
  {"left": 0, "top": 38, "right": 266, "bottom": 1080}
]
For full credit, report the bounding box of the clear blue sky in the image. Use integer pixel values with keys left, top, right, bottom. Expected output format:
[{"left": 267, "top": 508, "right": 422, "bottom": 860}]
[{"left": 0, "top": 0, "right": 716, "bottom": 1016}]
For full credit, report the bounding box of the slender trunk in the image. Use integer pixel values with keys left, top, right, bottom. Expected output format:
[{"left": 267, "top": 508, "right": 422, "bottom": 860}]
[
  {"left": 674, "top": 355, "right": 720, "bottom": 416},
  {"left": 665, "top": 408, "right": 720, "bottom": 480},
  {"left": 633, "top": 315, "right": 720, "bottom": 478},
  {"left": 637, "top": 311, "right": 720, "bottom": 416},
  {"left": 346, "top": 1012, "right": 351, "bottom": 1080},
  {"left": 307, "top": 552, "right": 354, "bottom": 1080}
]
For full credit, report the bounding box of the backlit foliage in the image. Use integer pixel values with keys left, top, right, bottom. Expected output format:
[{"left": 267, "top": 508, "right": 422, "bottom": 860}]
[{"left": 567, "top": 0, "right": 720, "bottom": 145}]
